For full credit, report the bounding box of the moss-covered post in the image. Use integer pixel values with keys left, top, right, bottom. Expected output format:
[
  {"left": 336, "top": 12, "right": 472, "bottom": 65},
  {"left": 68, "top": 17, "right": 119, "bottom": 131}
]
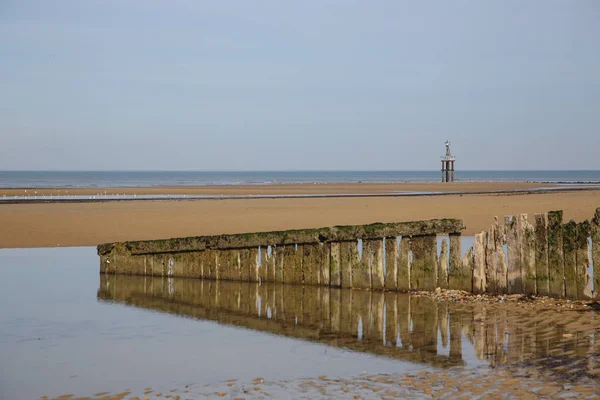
[
  {"left": 493, "top": 217, "right": 507, "bottom": 293},
  {"left": 259, "top": 246, "right": 269, "bottom": 283},
  {"left": 534, "top": 213, "right": 550, "bottom": 296},
  {"left": 547, "top": 210, "right": 564, "bottom": 298},
  {"left": 368, "top": 239, "right": 385, "bottom": 290},
  {"left": 410, "top": 234, "right": 437, "bottom": 291},
  {"left": 397, "top": 236, "right": 411, "bottom": 291},
  {"left": 329, "top": 242, "right": 341, "bottom": 287},
  {"left": 385, "top": 237, "right": 398, "bottom": 290},
  {"left": 521, "top": 215, "right": 537, "bottom": 296},
  {"left": 201, "top": 249, "right": 217, "bottom": 280},
  {"left": 353, "top": 240, "right": 372, "bottom": 289},
  {"left": 339, "top": 241, "right": 357, "bottom": 288},
  {"left": 575, "top": 221, "right": 592, "bottom": 299},
  {"left": 473, "top": 232, "right": 487, "bottom": 294},
  {"left": 593, "top": 208, "right": 600, "bottom": 299},
  {"left": 320, "top": 243, "right": 330, "bottom": 287},
  {"left": 505, "top": 215, "right": 523, "bottom": 294},
  {"left": 302, "top": 243, "right": 322, "bottom": 286},
  {"left": 563, "top": 220, "right": 577, "bottom": 299},
  {"left": 437, "top": 239, "right": 449, "bottom": 289},
  {"left": 448, "top": 233, "right": 468, "bottom": 291},
  {"left": 275, "top": 245, "right": 285, "bottom": 283},
  {"left": 462, "top": 247, "right": 474, "bottom": 292},
  {"left": 485, "top": 226, "right": 496, "bottom": 294}
]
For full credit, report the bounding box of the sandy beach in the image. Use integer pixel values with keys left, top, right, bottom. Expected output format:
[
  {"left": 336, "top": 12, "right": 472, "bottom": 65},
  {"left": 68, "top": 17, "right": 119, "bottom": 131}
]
[
  {"left": 1, "top": 183, "right": 598, "bottom": 248},
  {"left": 0, "top": 181, "right": 555, "bottom": 197}
]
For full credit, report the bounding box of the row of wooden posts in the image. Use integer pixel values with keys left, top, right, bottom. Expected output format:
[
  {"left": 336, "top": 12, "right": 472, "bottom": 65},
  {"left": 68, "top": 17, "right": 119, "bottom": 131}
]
[{"left": 98, "top": 208, "right": 600, "bottom": 299}]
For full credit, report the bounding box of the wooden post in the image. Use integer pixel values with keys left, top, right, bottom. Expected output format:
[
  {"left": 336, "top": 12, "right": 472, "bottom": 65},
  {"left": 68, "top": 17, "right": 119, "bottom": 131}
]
[
  {"left": 329, "top": 242, "right": 342, "bottom": 287},
  {"left": 506, "top": 215, "right": 523, "bottom": 294},
  {"left": 522, "top": 215, "right": 537, "bottom": 295},
  {"left": 575, "top": 221, "right": 592, "bottom": 299},
  {"left": 593, "top": 208, "right": 600, "bottom": 299},
  {"left": 398, "top": 237, "right": 411, "bottom": 291},
  {"left": 339, "top": 241, "right": 356, "bottom": 288},
  {"left": 563, "top": 220, "right": 577, "bottom": 299},
  {"left": 352, "top": 240, "right": 372, "bottom": 289},
  {"left": 449, "top": 233, "right": 469, "bottom": 291},
  {"left": 385, "top": 237, "right": 398, "bottom": 290},
  {"left": 535, "top": 213, "right": 550, "bottom": 296},
  {"left": 547, "top": 211, "right": 565, "bottom": 298},
  {"left": 410, "top": 234, "right": 437, "bottom": 291},
  {"left": 437, "top": 239, "right": 449, "bottom": 289},
  {"left": 368, "top": 239, "right": 385, "bottom": 289},
  {"left": 473, "top": 232, "right": 487, "bottom": 294}
]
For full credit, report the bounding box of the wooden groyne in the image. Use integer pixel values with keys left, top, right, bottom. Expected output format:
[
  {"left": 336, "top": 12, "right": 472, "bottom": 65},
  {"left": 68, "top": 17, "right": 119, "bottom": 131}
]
[{"left": 98, "top": 207, "right": 600, "bottom": 299}]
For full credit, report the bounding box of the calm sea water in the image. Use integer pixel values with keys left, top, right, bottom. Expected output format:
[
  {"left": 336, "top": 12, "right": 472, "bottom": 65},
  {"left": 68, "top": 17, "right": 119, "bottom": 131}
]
[
  {"left": 2, "top": 246, "right": 600, "bottom": 399},
  {"left": 1, "top": 170, "right": 599, "bottom": 188}
]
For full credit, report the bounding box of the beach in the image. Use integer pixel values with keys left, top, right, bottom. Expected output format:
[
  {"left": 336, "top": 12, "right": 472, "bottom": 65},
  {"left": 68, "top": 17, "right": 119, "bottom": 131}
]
[{"left": 1, "top": 182, "right": 598, "bottom": 248}]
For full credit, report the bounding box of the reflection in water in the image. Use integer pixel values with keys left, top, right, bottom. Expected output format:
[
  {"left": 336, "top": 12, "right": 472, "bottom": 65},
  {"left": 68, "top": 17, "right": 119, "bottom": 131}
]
[{"left": 98, "top": 275, "right": 600, "bottom": 381}]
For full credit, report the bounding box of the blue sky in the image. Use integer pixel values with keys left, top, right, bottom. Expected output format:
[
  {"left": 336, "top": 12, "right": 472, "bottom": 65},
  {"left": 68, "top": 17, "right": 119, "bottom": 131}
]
[{"left": 1, "top": 0, "right": 599, "bottom": 170}]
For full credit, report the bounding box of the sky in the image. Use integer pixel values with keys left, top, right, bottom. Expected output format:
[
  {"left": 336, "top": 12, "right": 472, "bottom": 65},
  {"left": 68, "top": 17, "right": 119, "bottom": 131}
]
[{"left": 1, "top": 0, "right": 599, "bottom": 171}]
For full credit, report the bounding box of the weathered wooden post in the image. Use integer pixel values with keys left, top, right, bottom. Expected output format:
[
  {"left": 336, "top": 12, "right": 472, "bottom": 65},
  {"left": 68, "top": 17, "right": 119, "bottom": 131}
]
[
  {"left": 410, "top": 234, "right": 437, "bottom": 291},
  {"left": 534, "top": 213, "right": 550, "bottom": 296},
  {"left": 521, "top": 215, "right": 537, "bottom": 295},
  {"left": 575, "top": 221, "right": 592, "bottom": 299},
  {"left": 493, "top": 217, "right": 508, "bottom": 293},
  {"left": 563, "top": 220, "right": 578, "bottom": 299},
  {"left": 385, "top": 237, "right": 398, "bottom": 290},
  {"left": 505, "top": 215, "right": 523, "bottom": 294},
  {"left": 368, "top": 239, "right": 385, "bottom": 289},
  {"left": 437, "top": 239, "right": 449, "bottom": 289},
  {"left": 398, "top": 237, "right": 411, "bottom": 291},
  {"left": 353, "top": 240, "right": 372, "bottom": 289},
  {"left": 547, "top": 211, "right": 565, "bottom": 298},
  {"left": 329, "top": 242, "right": 341, "bottom": 287},
  {"left": 473, "top": 232, "right": 487, "bottom": 294},
  {"left": 449, "top": 233, "right": 469, "bottom": 291},
  {"left": 339, "top": 241, "right": 356, "bottom": 288},
  {"left": 485, "top": 226, "right": 497, "bottom": 293},
  {"left": 593, "top": 208, "right": 600, "bottom": 299}
]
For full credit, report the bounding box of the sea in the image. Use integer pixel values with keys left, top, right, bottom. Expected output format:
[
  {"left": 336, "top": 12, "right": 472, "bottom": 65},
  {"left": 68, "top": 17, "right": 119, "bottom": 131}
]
[{"left": 1, "top": 170, "right": 599, "bottom": 188}]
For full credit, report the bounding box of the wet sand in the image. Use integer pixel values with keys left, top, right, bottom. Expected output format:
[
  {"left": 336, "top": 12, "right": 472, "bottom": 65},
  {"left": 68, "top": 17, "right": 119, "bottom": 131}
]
[
  {"left": 1, "top": 188, "right": 599, "bottom": 248},
  {"left": 0, "top": 181, "right": 557, "bottom": 197}
]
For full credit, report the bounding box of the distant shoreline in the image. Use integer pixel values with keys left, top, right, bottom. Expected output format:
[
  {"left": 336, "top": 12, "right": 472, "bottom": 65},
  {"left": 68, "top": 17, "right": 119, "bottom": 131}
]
[{"left": 1, "top": 183, "right": 599, "bottom": 205}]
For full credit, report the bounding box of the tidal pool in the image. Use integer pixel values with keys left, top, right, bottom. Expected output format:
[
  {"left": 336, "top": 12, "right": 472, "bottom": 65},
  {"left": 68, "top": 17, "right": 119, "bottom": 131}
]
[{"left": 1, "top": 247, "right": 599, "bottom": 399}]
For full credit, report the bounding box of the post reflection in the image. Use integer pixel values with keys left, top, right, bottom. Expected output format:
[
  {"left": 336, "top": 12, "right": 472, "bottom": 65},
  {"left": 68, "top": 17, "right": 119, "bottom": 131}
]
[{"left": 98, "top": 275, "right": 600, "bottom": 378}]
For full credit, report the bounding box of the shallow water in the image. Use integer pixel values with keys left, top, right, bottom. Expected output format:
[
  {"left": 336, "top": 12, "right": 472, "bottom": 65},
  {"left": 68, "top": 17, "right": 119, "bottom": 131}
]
[{"left": 1, "top": 247, "right": 600, "bottom": 399}]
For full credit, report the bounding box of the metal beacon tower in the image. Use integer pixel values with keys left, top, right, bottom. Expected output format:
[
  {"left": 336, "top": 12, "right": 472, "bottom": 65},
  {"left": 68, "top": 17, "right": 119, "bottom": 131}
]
[{"left": 441, "top": 140, "right": 455, "bottom": 182}]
